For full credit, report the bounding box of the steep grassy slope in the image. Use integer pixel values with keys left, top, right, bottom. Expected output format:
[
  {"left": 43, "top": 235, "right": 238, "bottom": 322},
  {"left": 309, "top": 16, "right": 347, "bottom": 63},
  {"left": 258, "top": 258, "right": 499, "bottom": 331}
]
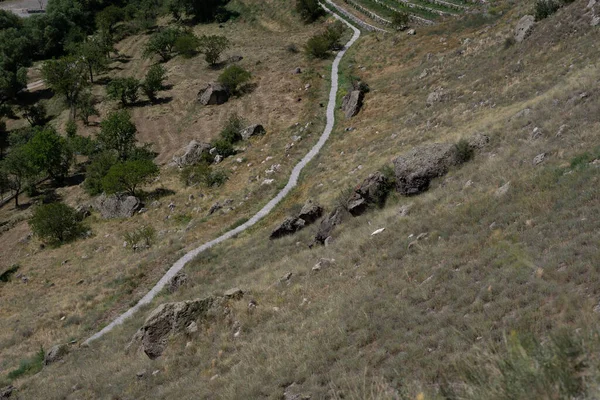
[{"left": 4, "top": 0, "right": 600, "bottom": 398}]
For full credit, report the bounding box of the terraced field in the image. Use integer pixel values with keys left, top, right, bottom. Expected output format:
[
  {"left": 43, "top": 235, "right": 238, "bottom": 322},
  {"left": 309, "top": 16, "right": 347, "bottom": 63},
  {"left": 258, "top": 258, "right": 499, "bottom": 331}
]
[{"left": 331, "top": 0, "right": 473, "bottom": 27}]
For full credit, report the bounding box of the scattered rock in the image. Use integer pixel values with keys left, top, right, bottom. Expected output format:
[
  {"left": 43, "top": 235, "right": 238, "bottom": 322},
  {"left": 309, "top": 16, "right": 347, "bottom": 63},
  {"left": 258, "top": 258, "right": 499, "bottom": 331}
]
[
  {"left": 172, "top": 140, "right": 212, "bottom": 167},
  {"left": 136, "top": 370, "right": 146, "bottom": 379},
  {"left": 228, "top": 55, "right": 243, "bottom": 63},
  {"left": 1, "top": 386, "right": 14, "bottom": 399},
  {"left": 467, "top": 133, "right": 490, "bottom": 150},
  {"left": 75, "top": 204, "right": 92, "bottom": 219},
  {"left": 186, "top": 321, "right": 198, "bottom": 334},
  {"left": 341, "top": 90, "right": 364, "bottom": 119},
  {"left": 240, "top": 124, "right": 266, "bottom": 140},
  {"left": 280, "top": 272, "right": 293, "bottom": 282},
  {"left": 346, "top": 172, "right": 389, "bottom": 216},
  {"left": 312, "top": 258, "right": 334, "bottom": 272},
  {"left": 426, "top": 88, "right": 445, "bottom": 107},
  {"left": 131, "top": 297, "right": 222, "bottom": 359},
  {"left": 208, "top": 202, "right": 222, "bottom": 215},
  {"left": 151, "top": 200, "right": 161, "bottom": 208},
  {"left": 530, "top": 127, "right": 543, "bottom": 140},
  {"left": 495, "top": 182, "right": 511, "bottom": 197},
  {"left": 198, "top": 83, "right": 230, "bottom": 105},
  {"left": 324, "top": 236, "right": 334, "bottom": 247},
  {"left": 393, "top": 143, "right": 461, "bottom": 195},
  {"left": 371, "top": 228, "right": 385, "bottom": 236},
  {"left": 293, "top": 67, "right": 302, "bottom": 74},
  {"left": 406, "top": 29, "right": 416, "bottom": 35},
  {"left": 514, "top": 15, "right": 535, "bottom": 43},
  {"left": 284, "top": 382, "right": 311, "bottom": 400},
  {"left": 270, "top": 217, "right": 306, "bottom": 239},
  {"left": 94, "top": 194, "right": 141, "bottom": 219},
  {"left": 168, "top": 271, "right": 188, "bottom": 294},
  {"left": 262, "top": 178, "right": 275, "bottom": 185},
  {"left": 533, "top": 153, "right": 546, "bottom": 166},
  {"left": 44, "top": 344, "right": 69, "bottom": 366},
  {"left": 298, "top": 199, "right": 323, "bottom": 224},
  {"left": 314, "top": 207, "right": 348, "bottom": 244},
  {"left": 224, "top": 288, "right": 244, "bottom": 300}
]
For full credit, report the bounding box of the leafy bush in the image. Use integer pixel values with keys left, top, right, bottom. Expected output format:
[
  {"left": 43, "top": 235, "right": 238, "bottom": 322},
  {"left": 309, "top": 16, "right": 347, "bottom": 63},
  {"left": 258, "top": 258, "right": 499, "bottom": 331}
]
[
  {"left": 219, "top": 113, "right": 245, "bottom": 143},
  {"left": 101, "top": 159, "right": 159, "bottom": 196},
  {"left": 174, "top": 32, "right": 200, "bottom": 58},
  {"left": 197, "top": 34, "right": 230, "bottom": 66},
  {"left": 141, "top": 64, "right": 167, "bottom": 103},
  {"left": 123, "top": 225, "right": 155, "bottom": 250},
  {"left": 97, "top": 110, "right": 138, "bottom": 160},
  {"left": 84, "top": 151, "right": 118, "bottom": 195},
  {"left": 218, "top": 65, "right": 251, "bottom": 94},
  {"left": 305, "top": 23, "right": 345, "bottom": 59},
  {"left": 180, "top": 162, "right": 228, "bottom": 187},
  {"left": 212, "top": 138, "right": 236, "bottom": 158},
  {"left": 534, "top": 0, "right": 562, "bottom": 21},
  {"left": 391, "top": 11, "right": 410, "bottom": 30},
  {"left": 29, "top": 202, "right": 84, "bottom": 245},
  {"left": 107, "top": 77, "right": 140, "bottom": 106},
  {"left": 296, "top": 0, "right": 324, "bottom": 23},
  {"left": 455, "top": 138, "right": 474, "bottom": 163},
  {"left": 143, "top": 27, "right": 181, "bottom": 62}
]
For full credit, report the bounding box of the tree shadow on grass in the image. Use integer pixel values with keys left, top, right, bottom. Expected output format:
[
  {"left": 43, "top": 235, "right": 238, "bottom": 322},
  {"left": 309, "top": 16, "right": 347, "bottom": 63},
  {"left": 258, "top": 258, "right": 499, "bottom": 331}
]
[
  {"left": 16, "top": 88, "right": 54, "bottom": 107},
  {"left": 143, "top": 187, "right": 176, "bottom": 202}
]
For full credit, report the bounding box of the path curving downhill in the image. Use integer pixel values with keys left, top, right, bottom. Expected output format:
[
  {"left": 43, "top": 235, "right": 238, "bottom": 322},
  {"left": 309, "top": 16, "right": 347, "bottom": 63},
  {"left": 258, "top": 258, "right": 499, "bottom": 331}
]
[{"left": 84, "top": 5, "right": 361, "bottom": 345}]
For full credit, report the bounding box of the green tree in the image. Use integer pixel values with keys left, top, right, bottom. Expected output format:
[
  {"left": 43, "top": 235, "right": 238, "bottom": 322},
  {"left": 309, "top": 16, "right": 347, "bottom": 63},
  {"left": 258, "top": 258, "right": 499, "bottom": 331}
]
[
  {"left": 95, "top": 5, "right": 124, "bottom": 35},
  {"left": 219, "top": 113, "right": 244, "bottom": 143},
  {"left": 102, "top": 159, "right": 159, "bottom": 196},
  {"left": 296, "top": 0, "right": 324, "bottom": 23},
  {"left": 77, "top": 36, "right": 109, "bottom": 83},
  {"left": 24, "top": 127, "right": 73, "bottom": 182},
  {"left": 218, "top": 65, "right": 251, "bottom": 94},
  {"left": 76, "top": 90, "right": 99, "bottom": 125},
  {"left": 83, "top": 150, "right": 118, "bottom": 195},
  {"left": 141, "top": 64, "right": 167, "bottom": 103},
  {"left": 391, "top": 11, "right": 409, "bottom": 30},
  {"left": 174, "top": 31, "right": 200, "bottom": 58},
  {"left": 143, "top": 28, "right": 181, "bottom": 62},
  {"left": 1, "top": 146, "right": 37, "bottom": 207},
  {"left": 97, "top": 110, "right": 137, "bottom": 160},
  {"left": 197, "top": 35, "right": 230, "bottom": 66},
  {"left": 29, "top": 202, "right": 83, "bottom": 245},
  {"left": 106, "top": 77, "right": 140, "bottom": 106},
  {"left": 22, "top": 103, "right": 47, "bottom": 127},
  {"left": 42, "top": 57, "right": 89, "bottom": 120}
]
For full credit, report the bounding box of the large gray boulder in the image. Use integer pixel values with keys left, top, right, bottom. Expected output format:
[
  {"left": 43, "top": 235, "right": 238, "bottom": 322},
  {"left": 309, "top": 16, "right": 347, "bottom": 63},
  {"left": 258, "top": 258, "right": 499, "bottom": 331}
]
[
  {"left": 44, "top": 344, "right": 69, "bottom": 366},
  {"left": 393, "top": 143, "right": 460, "bottom": 195},
  {"left": 314, "top": 206, "right": 349, "bottom": 244},
  {"left": 240, "top": 124, "right": 266, "bottom": 140},
  {"left": 131, "top": 297, "right": 227, "bottom": 359},
  {"left": 341, "top": 90, "right": 364, "bottom": 119},
  {"left": 347, "top": 172, "right": 389, "bottom": 216},
  {"left": 173, "top": 140, "right": 211, "bottom": 167},
  {"left": 514, "top": 15, "right": 535, "bottom": 43},
  {"left": 198, "top": 83, "right": 230, "bottom": 105},
  {"left": 94, "top": 194, "right": 141, "bottom": 219}
]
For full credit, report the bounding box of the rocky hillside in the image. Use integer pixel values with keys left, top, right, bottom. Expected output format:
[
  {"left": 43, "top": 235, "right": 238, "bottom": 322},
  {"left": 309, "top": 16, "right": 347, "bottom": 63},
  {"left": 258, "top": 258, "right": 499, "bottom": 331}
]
[{"left": 1, "top": 0, "right": 600, "bottom": 398}]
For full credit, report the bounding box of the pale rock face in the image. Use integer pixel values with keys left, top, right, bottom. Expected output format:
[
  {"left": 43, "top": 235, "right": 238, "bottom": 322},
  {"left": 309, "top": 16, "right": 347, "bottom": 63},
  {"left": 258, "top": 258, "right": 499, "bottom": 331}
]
[{"left": 514, "top": 15, "right": 535, "bottom": 43}]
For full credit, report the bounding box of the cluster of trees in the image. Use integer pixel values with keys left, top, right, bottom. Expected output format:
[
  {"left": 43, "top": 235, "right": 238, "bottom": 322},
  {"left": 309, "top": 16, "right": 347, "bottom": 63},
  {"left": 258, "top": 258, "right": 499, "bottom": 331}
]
[
  {"left": 304, "top": 21, "right": 345, "bottom": 59},
  {"left": 107, "top": 65, "right": 167, "bottom": 106},
  {"left": 144, "top": 28, "right": 230, "bottom": 67}
]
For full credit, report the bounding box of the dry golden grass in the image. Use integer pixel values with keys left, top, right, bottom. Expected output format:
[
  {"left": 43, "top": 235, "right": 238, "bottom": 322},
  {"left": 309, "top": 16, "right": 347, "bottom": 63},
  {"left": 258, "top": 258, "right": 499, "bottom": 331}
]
[{"left": 2, "top": 0, "right": 600, "bottom": 398}]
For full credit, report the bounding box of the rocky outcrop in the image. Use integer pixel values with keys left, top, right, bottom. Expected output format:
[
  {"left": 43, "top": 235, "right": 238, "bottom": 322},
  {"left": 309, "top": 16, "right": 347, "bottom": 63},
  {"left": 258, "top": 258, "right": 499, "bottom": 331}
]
[
  {"left": 314, "top": 206, "right": 348, "bottom": 244},
  {"left": 298, "top": 199, "right": 323, "bottom": 224},
  {"left": 240, "top": 124, "right": 266, "bottom": 140},
  {"left": 131, "top": 296, "right": 229, "bottom": 359},
  {"left": 167, "top": 271, "right": 187, "bottom": 294},
  {"left": 172, "top": 140, "right": 211, "bottom": 167},
  {"left": 270, "top": 199, "right": 323, "bottom": 239},
  {"left": 198, "top": 83, "right": 230, "bottom": 105},
  {"left": 1, "top": 386, "right": 14, "bottom": 399},
  {"left": 341, "top": 90, "right": 364, "bottom": 119},
  {"left": 514, "top": 15, "right": 535, "bottom": 43},
  {"left": 346, "top": 171, "right": 389, "bottom": 216},
  {"left": 44, "top": 344, "right": 69, "bottom": 366},
  {"left": 270, "top": 217, "right": 306, "bottom": 239},
  {"left": 393, "top": 143, "right": 461, "bottom": 195},
  {"left": 426, "top": 87, "right": 445, "bottom": 107},
  {"left": 94, "top": 194, "right": 141, "bottom": 219}
]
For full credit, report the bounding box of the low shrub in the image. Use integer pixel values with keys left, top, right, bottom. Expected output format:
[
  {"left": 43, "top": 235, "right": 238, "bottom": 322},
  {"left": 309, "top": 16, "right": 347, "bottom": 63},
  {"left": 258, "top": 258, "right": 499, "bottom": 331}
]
[
  {"left": 180, "top": 163, "right": 228, "bottom": 187},
  {"left": 455, "top": 138, "right": 474, "bottom": 163},
  {"left": 7, "top": 347, "right": 44, "bottom": 380},
  {"left": 218, "top": 65, "right": 251, "bottom": 94},
  {"left": 29, "top": 202, "right": 84, "bottom": 246},
  {"left": 123, "top": 225, "right": 155, "bottom": 250}
]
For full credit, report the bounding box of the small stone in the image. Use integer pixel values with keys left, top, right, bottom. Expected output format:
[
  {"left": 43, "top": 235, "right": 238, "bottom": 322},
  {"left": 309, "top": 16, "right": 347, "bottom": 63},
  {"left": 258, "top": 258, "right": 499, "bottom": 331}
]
[
  {"left": 186, "top": 321, "right": 198, "bottom": 334},
  {"left": 1, "top": 386, "right": 14, "bottom": 399},
  {"left": 281, "top": 272, "right": 293, "bottom": 282},
  {"left": 152, "top": 370, "right": 160, "bottom": 376},
  {"left": 136, "top": 370, "right": 146, "bottom": 379},
  {"left": 293, "top": 67, "right": 302, "bottom": 74},
  {"left": 224, "top": 288, "right": 244, "bottom": 299},
  {"left": 313, "top": 258, "right": 334, "bottom": 272},
  {"left": 533, "top": 153, "right": 546, "bottom": 165},
  {"left": 371, "top": 228, "right": 386, "bottom": 236},
  {"left": 407, "top": 29, "right": 416, "bottom": 35},
  {"left": 44, "top": 344, "right": 69, "bottom": 365},
  {"left": 495, "top": 182, "right": 511, "bottom": 197},
  {"left": 324, "top": 236, "right": 334, "bottom": 247}
]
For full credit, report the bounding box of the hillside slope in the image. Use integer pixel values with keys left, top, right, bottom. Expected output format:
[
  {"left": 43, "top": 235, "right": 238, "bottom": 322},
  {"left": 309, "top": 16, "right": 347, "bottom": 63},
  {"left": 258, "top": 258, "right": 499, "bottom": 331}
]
[{"left": 3, "top": 0, "right": 600, "bottom": 398}]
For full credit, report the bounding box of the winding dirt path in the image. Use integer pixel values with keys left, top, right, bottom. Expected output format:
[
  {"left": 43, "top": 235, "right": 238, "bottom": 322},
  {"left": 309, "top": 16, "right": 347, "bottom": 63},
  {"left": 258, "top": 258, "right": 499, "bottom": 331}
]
[{"left": 84, "top": 5, "right": 362, "bottom": 345}]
